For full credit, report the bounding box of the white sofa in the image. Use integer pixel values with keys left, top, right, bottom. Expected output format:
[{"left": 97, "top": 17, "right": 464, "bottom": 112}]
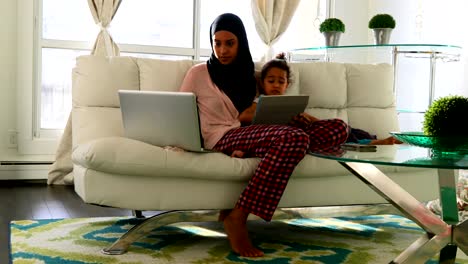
[{"left": 70, "top": 55, "right": 439, "bottom": 253}]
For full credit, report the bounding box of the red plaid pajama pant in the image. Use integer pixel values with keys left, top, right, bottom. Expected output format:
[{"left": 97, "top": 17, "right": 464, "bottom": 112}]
[
  {"left": 213, "top": 119, "right": 348, "bottom": 221},
  {"left": 303, "top": 118, "right": 349, "bottom": 152}
]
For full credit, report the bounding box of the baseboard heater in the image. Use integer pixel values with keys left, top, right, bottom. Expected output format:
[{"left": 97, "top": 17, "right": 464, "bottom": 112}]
[{"left": 0, "top": 161, "right": 53, "bottom": 166}]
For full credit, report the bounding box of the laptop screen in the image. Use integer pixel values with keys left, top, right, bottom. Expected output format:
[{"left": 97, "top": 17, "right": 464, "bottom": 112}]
[
  {"left": 252, "top": 95, "right": 309, "bottom": 125},
  {"left": 118, "top": 90, "right": 206, "bottom": 152}
]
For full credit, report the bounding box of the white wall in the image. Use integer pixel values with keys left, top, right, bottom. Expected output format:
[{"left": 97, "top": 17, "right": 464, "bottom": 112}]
[
  {"left": 334, "top": 0, "right": 369, "bottom": 45},
  {"left": 370, "top": 0, "right": 467, "bottom": 46},
  {"left": 0, "top": 0, "right": 17, "bottom": 156}
]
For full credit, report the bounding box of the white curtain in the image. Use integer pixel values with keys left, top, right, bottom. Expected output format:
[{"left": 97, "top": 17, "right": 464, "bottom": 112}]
[
  {"left": 251, "top": 0, "right": 301, "bottom": 61},
  {"left": 48, "top": 0, "right": 122, "bottom": 185},
  {"left": 88, "top": 0, "right": 122, "bottom": 56}
]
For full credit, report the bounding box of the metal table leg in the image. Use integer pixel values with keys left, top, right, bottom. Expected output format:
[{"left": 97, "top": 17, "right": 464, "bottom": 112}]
[
  {"left": 339, "top": 161, "right": 460, "bottom": 263},
  {"left": 437, "top": 169, "right": 468, "bottom": 264}
]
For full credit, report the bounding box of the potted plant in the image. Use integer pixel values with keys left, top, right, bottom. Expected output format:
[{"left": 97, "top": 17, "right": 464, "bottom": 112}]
[
  {"left": 319, "top": 18, "right": 345, "bottom": 46},
  {"left": 422, "top": 95, "right": 468, "bottom": 153},
  {"left": 423, "top": 95, "right": 468, "bottom": 137},
  {"left": 368, "top": 14, "right": 396, "bottom": 45}
]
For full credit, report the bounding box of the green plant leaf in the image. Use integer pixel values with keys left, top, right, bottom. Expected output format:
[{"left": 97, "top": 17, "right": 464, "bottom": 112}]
[
  {"left": 423, "top": 95, "right": 468, "bottom": 136},
  {"left": 320, "top": 18, "right": 345, "bottom": 33},
  {"left": 368, "top": 14, "right": 396, "bottom": 29}
]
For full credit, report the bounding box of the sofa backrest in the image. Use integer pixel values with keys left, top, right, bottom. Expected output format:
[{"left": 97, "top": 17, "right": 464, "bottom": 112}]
[{"left": 72, "top": 55, "right": 398, "bottom": 147}]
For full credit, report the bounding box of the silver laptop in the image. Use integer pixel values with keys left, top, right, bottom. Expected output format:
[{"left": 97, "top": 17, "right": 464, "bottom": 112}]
[
  {"left": 118, "top": 90, "right": 213, "bottom": 153},
  {"left": 252, "top": 95, "right": 310, "bottom": 125}
]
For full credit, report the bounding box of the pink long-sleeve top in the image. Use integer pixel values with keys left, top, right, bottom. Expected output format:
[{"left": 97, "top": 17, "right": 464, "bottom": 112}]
[{"left": 179, "top": 63, "right": 241, "bottom": 149}]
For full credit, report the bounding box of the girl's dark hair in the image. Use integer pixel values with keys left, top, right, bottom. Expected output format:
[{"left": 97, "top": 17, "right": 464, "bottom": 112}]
[{"left": 260, "top": 53, "right": 292, "bottom": 84}]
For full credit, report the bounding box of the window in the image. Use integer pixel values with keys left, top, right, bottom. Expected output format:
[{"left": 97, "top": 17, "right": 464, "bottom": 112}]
[
  {"left": 111, "top": 1, "right": 195, "bottom": 48},
  {"left": 29, "top": 0, "right": 327, "bottom": 153}
]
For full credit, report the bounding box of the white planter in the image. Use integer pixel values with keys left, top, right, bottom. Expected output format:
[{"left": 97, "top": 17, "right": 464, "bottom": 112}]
[
  {"left": 373, "top": 28, "right": 393, "bottom": 45},
  {"left": 322, "top": 31, "right": 342, "bottom": 46}
]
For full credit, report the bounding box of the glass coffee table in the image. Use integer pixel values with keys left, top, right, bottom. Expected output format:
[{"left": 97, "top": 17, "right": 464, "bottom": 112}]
[{"left": 309, "top": 145, "right": 468, "bottom": 264}]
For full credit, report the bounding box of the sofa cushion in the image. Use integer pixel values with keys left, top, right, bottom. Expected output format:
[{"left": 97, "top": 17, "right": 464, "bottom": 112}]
[
  {"left": 72, "top": 137, "right": 167, "bottom": 177},
  {"left": 295, "top": 62, "right": 347, "bottom": 108},
  {"left": 71, "top": 137, "right": 345, "bottom": 181},
  {"left": 346, "top": 63, "right": 395, "bottom": 108},
  {"left": 73, "top": 56, "right": 139, "bottom": 107},
  {"left": 72, "top": 137, "right": 421, "bottom": 182},
  {"left": 137, "top": 58, "right": 195, "bottom": 92},
  {"left": 72, "top": 107, "right": 124, "bottom": 146},
  {"left": 72, "top": 137, "right": 258, "bottom": 181},
  {"left": 284, "top": 63, "right": 301, "bottom": 95},
  {"left": 306, "top": 108, "right": 349, "bottom": 123}
]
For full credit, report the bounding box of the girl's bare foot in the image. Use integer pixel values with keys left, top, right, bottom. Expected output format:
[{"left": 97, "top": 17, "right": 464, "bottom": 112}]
[{"left": 223, "top": 208, "right": 264, "bottom": 257}]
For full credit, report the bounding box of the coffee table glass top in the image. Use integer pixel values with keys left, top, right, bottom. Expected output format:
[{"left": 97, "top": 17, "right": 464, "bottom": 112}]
[{"left": 310, "top": 145, "right": 468, "bottom": 169}]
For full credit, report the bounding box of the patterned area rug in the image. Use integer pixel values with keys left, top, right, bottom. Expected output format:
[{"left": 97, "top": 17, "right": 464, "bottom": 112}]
[{"left": 10, "top": 214, "right": 468, "bottom": 264}]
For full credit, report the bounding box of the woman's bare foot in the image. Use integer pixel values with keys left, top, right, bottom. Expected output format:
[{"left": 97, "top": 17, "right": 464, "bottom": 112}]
[{"left": 223, "top": 208, "right": 264, "bottom": 257}]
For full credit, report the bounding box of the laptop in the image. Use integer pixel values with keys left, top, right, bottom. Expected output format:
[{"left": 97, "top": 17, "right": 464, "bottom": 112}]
[
  {"left": 118, "top": 90, "right": 213, "bottom": 153},
  {"left": 252, "top": 95, "right": 310, "bottom": 125}
]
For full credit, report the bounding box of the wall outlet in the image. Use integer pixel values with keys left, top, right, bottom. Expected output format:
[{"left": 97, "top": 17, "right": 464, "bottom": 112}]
[{"left": 7, "top": 130, "right": 18, "bottom": 149}]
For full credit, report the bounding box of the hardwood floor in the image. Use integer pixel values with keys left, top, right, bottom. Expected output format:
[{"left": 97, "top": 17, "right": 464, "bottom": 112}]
[{"left": 0, "top": 180, "right": 146, "bottom": 264}]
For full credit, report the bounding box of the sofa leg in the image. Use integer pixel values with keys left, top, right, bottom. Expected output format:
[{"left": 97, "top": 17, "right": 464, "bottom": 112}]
[
  {"left": 102, "top": 210, "right": 221, "bottom": 255},
  {"left": 102, "top": 204, "right": 399, "bottom": 255}
]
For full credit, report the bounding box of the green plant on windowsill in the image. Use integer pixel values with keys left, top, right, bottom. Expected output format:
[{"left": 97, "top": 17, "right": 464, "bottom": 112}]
[
  {"left": 319, "top": 18, "right": 345, "bottom": 33},
  {"left": 423, "top": 95, "right": 468, "bottom": 137},
  {"left": 368, "top": 14, "right": 396, "bottom": 29}
]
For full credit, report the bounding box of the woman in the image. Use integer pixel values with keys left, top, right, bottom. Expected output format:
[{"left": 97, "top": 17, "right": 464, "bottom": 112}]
[{"left": 180, "top": 13, "right": 346, "bottom": 257}]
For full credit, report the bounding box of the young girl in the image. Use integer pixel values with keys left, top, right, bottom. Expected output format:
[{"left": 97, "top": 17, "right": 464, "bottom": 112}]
[{"left": 238, "top": 53, "right": 400, "bottom": 147}]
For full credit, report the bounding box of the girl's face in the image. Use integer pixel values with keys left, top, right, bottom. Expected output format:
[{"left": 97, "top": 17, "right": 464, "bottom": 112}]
[
  {"left": 263, "top": 67, "right": 288, "bottom": 95},
  {"left": 212, "top": 30, "right": 238, "bottom": 65}
]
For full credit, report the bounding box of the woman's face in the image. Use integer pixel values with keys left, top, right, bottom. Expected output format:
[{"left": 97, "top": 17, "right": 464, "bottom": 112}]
[
  {"left": 212, "top": 30, "right": 238, "bottom": 65},
  {"left": 263, "top": 67, "right": 288, "bottom": 95}
]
